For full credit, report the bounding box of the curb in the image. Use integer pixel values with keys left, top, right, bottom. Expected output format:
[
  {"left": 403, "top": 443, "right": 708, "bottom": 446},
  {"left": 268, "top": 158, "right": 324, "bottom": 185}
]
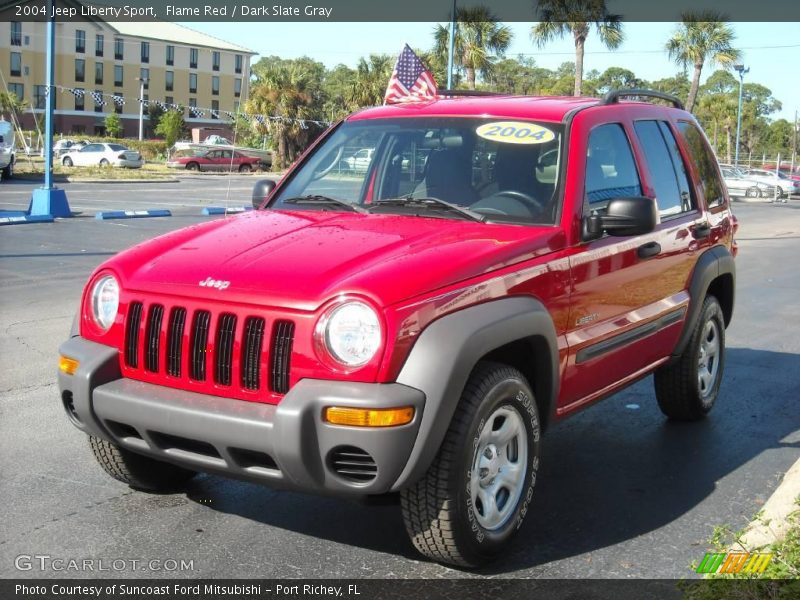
[
  {"left": 95, "top": 209, "right": 172, "bottom": 220},
  {"left": 68, "top": 177, "right": 180, "bottom": 184},
  {"left": 735, "top": 457, "right": 800, "bottom": 550},
  {"left": 0, "top": 214, "right": 55, "bottom": 225},
  {"left": 201, "top": 206, "right": 253, "bottom": 215}
]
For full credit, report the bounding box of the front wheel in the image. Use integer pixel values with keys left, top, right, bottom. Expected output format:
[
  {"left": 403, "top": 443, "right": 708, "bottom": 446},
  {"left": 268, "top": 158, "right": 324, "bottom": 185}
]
[
  {"left": 654, "top": 295, "right": 726, "bottom": 421},
  {"left": 1, "top": 161, "right": 12, "bottom": 180},
  {"left": 62, "top": 157, "right": 73, "bottom": 167},
  {"left": 745, "top": 186, "right": 760, "bottom": 198},
  {"left": 401, "top": 362, "right": 541, "bottom": 567},
  {"left": 99, "top": 158, "right": 110, "bottom": 167}
]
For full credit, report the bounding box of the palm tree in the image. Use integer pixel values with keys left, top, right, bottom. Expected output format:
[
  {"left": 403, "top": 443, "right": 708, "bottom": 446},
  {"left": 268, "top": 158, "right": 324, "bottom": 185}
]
[
  {"left": 531, "top": 0, "right": 623, "bottom": 97},
  {"left": 433, "top": 6, "right": 513, "bottom": 90},
  {"left": 348, "top": 54, "right": 394, "bottom": 108},
  {"left": 666, "top": 12, "right": 740, "bottom": 113}
]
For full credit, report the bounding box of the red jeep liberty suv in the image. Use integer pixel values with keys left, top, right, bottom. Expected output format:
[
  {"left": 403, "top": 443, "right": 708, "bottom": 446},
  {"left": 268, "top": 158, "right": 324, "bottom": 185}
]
[{"left": 58, "top": 90, "right": 737, "bottom": 567}]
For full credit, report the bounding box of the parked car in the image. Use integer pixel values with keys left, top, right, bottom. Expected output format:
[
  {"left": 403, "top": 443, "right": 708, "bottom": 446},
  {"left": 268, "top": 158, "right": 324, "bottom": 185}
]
[
  {"left": 61, "top": 143, "right": 143, "bottom": 168},
  {"left": 719, "top": 166, "right": 773, "bottom": 198},
  {"left": 343, "top": 148, "right": 374, "bottom": 172},
  {"left": 0, "top": 119, "right": 15, "bottom": 180},
  {"left": 59, "top": 89, "right": 737, "bottom": 568},
  {"left": 166, "top": 149, "right": 263, "bottom": 172},
  {"left": 740, "top": 168, "right": 800, "bottom": 198}
]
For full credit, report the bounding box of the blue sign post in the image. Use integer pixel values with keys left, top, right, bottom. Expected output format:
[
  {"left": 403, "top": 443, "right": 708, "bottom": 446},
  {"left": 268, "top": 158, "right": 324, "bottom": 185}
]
[{"left": 28, "top": 0, "right": 71, "bottom": 218}]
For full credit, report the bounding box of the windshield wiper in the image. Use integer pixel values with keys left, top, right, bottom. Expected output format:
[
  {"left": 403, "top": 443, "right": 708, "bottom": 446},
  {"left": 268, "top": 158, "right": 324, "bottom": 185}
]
[
  {"left": 283, "top": 195, "right": 367, "bottom": 214},
  {"left": 369, "top": 196, "right": 486, "bottom": 222}
]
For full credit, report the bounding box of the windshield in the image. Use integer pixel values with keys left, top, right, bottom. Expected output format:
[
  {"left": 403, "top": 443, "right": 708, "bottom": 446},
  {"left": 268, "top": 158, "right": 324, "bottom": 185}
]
[{"left": 270, "top": 117, "right": 564, "bottom": 225}]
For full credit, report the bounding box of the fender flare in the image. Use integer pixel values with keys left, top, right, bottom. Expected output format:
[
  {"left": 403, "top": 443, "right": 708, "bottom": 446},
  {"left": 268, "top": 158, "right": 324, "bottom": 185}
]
[
  {"left": 672, "top": 245, "right": 735, "bottom": 358},
  {"left": 391, "top": 296, "right": 559, "bottom": 491}
]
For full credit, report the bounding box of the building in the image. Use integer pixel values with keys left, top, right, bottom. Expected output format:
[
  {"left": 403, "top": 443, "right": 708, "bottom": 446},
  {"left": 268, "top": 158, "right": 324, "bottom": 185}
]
[{"left": 0, "top": 16, "right": 256, "bottom": 138}]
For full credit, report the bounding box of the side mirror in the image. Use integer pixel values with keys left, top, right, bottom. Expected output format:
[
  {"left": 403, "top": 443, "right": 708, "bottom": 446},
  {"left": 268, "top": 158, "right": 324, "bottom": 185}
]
[
  {"left": 251, "top": 178, "right": 276, "bottom": 209},
  {"left": 584, "top": 196, "right": 658, "bottom": 237}
]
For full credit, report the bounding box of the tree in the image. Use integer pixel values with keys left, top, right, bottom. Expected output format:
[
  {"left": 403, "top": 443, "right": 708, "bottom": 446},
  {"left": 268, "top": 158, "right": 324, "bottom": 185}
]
[
  {"left": 322, "top": 63, "right": 357, "bottom": 119},
  {"left": 665, "top": 12, "right": 740, "bottom": 113},
  {"left": 104, "top": 113, "right": 123, "bottom": 138},
  {"left": 433, "top": 6, "right": 513, "bottom": 89},
  {"left": 531, "top": 0, "right": 623, "bottom": 97},
  {"left": 146, "top": 103, "right": 165, "bottom": 137},
  {"left": 593, "top": 67, "right": 642, "bottom": 95},
  {"left": 348, "top": 54, "right": 394, "bottom": 108},
  {"left": 154, "top": 110, "right": 185, "bottom": 148}
]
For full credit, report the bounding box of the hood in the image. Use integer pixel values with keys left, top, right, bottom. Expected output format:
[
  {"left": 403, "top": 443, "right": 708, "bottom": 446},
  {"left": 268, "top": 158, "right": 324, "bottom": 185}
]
[{"left": 108, "top": 210, "right": 564, "bottom": 311}]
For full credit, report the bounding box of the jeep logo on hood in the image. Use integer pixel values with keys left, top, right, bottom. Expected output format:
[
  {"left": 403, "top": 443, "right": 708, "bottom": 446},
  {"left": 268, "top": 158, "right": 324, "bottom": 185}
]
[{"left": 199, "top": 277, "right": 230, "bottom": 290}]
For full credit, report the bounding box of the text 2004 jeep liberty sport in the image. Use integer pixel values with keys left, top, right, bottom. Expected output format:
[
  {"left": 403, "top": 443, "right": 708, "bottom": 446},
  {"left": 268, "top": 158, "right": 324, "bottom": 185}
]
[{"left": 58, "top": 90, "right": 737, "bottom": 567}]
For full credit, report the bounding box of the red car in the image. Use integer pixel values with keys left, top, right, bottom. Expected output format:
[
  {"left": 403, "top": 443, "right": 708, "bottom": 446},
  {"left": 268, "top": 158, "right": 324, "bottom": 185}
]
[
  {"left": 59, "top": 89, "right": 736, "bottom": 567},
  {"left": 166, "top": 149, "right": 263, "bottom": 172}
]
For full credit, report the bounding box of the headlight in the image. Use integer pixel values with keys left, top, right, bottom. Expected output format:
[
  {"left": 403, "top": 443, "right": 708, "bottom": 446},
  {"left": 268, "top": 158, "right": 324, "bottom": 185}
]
[
  {"left": 318, "top": 301, "right": 381, "bottom": 367},
  {"left": 90, "top": 275, "right": 119, "bottom": 331}
]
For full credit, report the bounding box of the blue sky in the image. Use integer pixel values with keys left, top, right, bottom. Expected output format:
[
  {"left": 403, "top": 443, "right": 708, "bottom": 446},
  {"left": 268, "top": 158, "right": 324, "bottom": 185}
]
[{"left": 187, "top": 21, "right": 799, "bottom": 122}]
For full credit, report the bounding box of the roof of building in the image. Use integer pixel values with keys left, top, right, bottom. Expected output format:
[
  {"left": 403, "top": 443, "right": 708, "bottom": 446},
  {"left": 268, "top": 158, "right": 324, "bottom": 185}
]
[
  {"left": 105, "top": 21, "right": 256, "bottom": 54},
  {"left": 348, "top": 95, "right": 603, "bottom": 123}
]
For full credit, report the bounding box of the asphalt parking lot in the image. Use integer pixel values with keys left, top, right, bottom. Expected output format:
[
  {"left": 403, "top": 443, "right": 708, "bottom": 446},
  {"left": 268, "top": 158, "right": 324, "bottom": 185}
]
[{"left": 1, "top": 177, "right": 799, "bottom": 579}]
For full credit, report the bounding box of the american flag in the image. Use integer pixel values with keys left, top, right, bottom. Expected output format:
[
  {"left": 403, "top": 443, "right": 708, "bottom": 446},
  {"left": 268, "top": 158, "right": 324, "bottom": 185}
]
[{"left": 384, "top": 44, "right": 437, "bottom": 105}]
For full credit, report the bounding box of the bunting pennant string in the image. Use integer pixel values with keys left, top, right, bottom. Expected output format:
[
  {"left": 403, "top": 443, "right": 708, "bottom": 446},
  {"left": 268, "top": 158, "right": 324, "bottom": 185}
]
[{"left": 42, "top": 84, "right": 333, "bottom": 128}]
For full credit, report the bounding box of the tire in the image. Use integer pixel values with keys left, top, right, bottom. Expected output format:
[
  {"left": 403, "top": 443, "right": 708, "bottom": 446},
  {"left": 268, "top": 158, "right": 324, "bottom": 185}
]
[
  {"left": 99, "top": 158, "right": 110, "bottom": 167},
  {"left": 654, "top": 295, "right": 726, "bottom": 421},
  {"left": 89, "top": 435, "right": 196, "bottom": 492},
  {"left": 186, "top": 162, "right": 199, "bottom": 171},
  {"left": 745, "top": 187, "right": 760, "bottom": 198},
  {"left": 400, "top": 361, "right": 541, "bottom": 567},
  {"left": 238, "top": 163, "right": 252, "bottom": 173},
  {"left": 2, "top": 161, "right": 12, "bottom": 180},
  {"left": 62, "top": 157, "right": 73, "bottom": 167},
  {"left": 776, "top": 186, "right": 784, "bottom": 198}
]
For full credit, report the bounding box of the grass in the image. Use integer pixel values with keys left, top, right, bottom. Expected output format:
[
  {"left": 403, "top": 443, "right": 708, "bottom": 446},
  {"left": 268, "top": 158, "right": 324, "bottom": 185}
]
[{"left": 13, "top": 156, "right": 175, "bottom": 180}]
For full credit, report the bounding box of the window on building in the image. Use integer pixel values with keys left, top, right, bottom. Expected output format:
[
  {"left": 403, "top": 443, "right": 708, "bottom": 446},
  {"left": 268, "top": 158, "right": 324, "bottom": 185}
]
[
  {"left": 76, "top": 29, "right": 85, "bottom": 53},
  {"left": 165, "top": 96, "right": 174, "bottom": 106},
  {"left": 11, "top": 22, "right": 22, "bottom": 46},
  {"left": 140, "top": 41, "right": 149, "bottom": 63},
  {"left": 114, "top": 38, "right": 123, "bottom": 60},
  {"left": 189, "top": 73, "right": 197, "bottom": 94},
  {"left": 95, "top": 34, "right": 104, "bottom": 57},
  {"left": 95, "top": 62, "right": 103, "bottom": 85},
  {"left": 678, "top": 121, "right": 726, "bottom": 208},
  {"left": 234, "top": 78, "right": 242, "bottom": 98},
  {"left": 140, "top": 67, "right": 149, "bottom": 89},
  {"left": 7, "top": 83, "right": 24, "bottom": 103},
  {"left": 165, "top": 71, "right": 174, "bottom": 92},
  {"left": 114, "top": 65, "right": 123, "bottom": 87},
  {"left": 74, "top": 88, "right": 84, "bottom": 111},
  {"left": 94, "top": 90, "right": 103, "bottom": 112},
  {"left": 190, "top": 48, "right": 198, "bottom": 69},
  {"left": 113, "top": 94, "right": 123, "bottom": 114},
  {"left": 211, "top": 100, "right": 219, "bottom": 119},
  {"left": 212, "top": 51, "right": 220, "bottom": 71},
  {"left": 166, "top": 45, "right": 174, "bottom": 66},
  {"left": 75, "top": 59, "right": 85, "bottom": 82},
  {"left": 94, "top": 125, "right": 105, "bottom": 136},
  {"left": 72, "top": 124, "right": 86, "bottom": 135},
  {"left": 235, "top": 54, "right": 242, "bottom": 74},
  {"left": 34, "top": 85, "right": 47, "bottom": 109},
  {"left": 584, "top": 123, "right": 642, "bottom": 208},
  {"left": 212, "top": 76, "right": 219, "bottom": 96},
  {"left": 10, "top": 52, "right": 21, "bottom": 77},
  {"left": 189, "top": 98, "right": 197, "bottom": 108}
]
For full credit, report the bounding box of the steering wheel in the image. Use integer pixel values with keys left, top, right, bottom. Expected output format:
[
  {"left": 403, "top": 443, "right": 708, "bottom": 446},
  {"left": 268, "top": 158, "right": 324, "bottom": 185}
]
[{"left": 496, "top": 190, "right": 546, "bottom": 214}]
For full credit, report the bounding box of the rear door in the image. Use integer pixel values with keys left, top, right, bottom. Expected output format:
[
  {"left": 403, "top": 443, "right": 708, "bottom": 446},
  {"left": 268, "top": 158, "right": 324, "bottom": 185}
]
[{"left": 561, "top": 111, "right": 701, "bottom": 411}]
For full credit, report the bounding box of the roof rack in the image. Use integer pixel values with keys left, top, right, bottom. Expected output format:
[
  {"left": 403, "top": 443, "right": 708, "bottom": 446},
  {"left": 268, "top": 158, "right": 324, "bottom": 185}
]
[
  {"left": 438, "top": 89, "right": 504, "bottom": 97},
  {"left": 600, "top": 89, "right": 684, "bottom": 110}
]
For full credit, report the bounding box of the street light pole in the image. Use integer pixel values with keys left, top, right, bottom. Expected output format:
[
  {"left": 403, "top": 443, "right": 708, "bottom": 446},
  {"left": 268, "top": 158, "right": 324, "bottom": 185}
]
[
  {"left": 136, "top": 77, "right": 149, "bottom": 141},
  {"left": 734, "top": 64, "right": 749, "bottom": 168},
  {"left": 446, "top": 0, "right": 456, "bottom": 89}
]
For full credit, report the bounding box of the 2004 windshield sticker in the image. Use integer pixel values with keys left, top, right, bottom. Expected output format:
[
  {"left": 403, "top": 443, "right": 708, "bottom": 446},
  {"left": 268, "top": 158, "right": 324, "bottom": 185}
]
[{"left": 475, "top": 121, "right": 556, "bottom": 145}]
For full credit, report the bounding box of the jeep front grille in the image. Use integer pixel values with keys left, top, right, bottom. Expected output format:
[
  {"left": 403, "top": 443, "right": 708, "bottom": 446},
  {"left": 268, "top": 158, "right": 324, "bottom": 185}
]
[{"left": 123, "top": 302, "right": 294, "bottom": 398}]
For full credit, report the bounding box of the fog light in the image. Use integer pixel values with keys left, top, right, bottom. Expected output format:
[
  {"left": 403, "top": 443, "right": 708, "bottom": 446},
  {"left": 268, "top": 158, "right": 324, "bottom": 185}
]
[
  {"left": 59, "top": 355, "right": 79, "bottom": 375},
  {"left": 324, "top": 406, "right": 414, "bottom": 427}
]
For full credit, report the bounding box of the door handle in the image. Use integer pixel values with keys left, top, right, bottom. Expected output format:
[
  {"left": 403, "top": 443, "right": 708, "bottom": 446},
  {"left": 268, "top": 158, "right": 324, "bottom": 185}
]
[
  {"left": 637, "top": 241, "right": 661, "bottom": 259},
  {"left": 692, "top": 223, "right": 711, "bottom": 240}
]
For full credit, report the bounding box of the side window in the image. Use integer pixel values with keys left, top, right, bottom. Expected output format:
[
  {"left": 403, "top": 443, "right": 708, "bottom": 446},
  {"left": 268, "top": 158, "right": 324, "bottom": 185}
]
[
  {"left": 633, "top": 120, "right": 693, "bottom": 217},
  {"left": 677, "top": 121, "right": 725, "bottom": 208},
  {"left": 585, "top": 124, "right": 641, "bottom": 206}
]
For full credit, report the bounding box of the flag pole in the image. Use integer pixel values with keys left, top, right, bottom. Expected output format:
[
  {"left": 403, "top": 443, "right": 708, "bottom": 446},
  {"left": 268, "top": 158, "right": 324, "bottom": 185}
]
[{"left": 446, "top": 0, "right": 456, "bottom": 89}]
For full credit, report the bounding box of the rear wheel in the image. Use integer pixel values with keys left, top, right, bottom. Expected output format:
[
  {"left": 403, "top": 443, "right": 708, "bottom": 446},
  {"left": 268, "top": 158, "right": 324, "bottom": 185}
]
[
  {"left": 238, "top": 163, "right": 252, "bottom": 173},
  {"left": 89, "top": 435, "right": 196, "bottom": 492},
  {"left": 401, "top": 362, "right": 541, "bottom": 567},
  {"left": 99, "top": 158, "right": 110, "bottom": 167},
  {"left": 654, "top": 295, "right": 726, "bottom": 421},
  {"left": 186, "top": 162, "right": 199, "bottom": 171},
  {"left": 62, "top": 157, "right": 73, "bottom": 167}
]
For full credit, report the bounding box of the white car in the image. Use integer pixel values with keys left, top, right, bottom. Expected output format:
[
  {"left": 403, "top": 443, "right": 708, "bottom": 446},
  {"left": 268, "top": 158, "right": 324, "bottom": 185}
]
[
  {"left": 0, "top": 119, "right": 15, "bottom": 180},
  {"left": 344, "top": 148, "right": 374, "bottom": 172},
  {"left": 61, "top": 143, "right": 143, "bottom": 169},
  {"left": 741, "top": 168, "right": 800, "bottom": 198},
  {"left": 719, "top": 166, "right": 773, "bottom": 199}
]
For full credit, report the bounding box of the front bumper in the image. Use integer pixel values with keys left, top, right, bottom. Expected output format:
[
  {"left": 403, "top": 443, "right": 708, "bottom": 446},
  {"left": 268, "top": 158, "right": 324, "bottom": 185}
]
[{"left": 58, "top": 336, "right": 425, "bottom": 495}]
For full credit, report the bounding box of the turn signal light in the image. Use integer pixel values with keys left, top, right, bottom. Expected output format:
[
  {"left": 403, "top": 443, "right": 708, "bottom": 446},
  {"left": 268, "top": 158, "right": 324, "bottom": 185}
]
[
  {"left": 59, "top": 355, "right": 80, "bottom": 375},
  {"left": 324, "top": 406, "right": 415, "bottom": 428}
]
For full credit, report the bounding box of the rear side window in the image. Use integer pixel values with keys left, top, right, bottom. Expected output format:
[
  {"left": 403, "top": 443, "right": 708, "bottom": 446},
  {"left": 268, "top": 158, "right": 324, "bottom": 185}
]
[
  {"left": 634, "top": 120, "right": 693, "bottom": 217},
  {"left": 585, "top": 124, "right": 641, "bottom": 205},
  {"left": 677, "top": 122, "right": 725, "bottom": 208}
]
